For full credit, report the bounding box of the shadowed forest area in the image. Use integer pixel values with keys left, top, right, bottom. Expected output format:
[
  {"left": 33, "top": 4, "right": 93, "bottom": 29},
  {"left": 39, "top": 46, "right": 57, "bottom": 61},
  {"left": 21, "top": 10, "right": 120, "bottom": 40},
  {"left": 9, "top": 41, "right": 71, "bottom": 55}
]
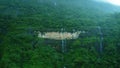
[{"left": 0, "top": 0, "right": 120, "bottom": 68}]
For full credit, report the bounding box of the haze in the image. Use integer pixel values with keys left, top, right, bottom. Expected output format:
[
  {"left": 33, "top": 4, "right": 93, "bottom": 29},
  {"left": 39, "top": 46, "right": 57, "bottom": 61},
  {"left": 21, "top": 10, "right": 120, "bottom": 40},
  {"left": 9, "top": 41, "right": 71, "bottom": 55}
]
[{"left": 95, "top": 0, "right": 120, "bottom": 6}]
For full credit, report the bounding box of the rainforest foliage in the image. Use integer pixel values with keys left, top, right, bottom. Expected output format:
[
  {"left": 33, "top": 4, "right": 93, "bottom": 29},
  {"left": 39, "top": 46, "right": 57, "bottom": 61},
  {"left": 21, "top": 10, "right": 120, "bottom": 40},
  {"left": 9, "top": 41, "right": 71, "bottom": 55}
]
[{"left": 0, "top": 0, "right": 120, "bottom": 68}]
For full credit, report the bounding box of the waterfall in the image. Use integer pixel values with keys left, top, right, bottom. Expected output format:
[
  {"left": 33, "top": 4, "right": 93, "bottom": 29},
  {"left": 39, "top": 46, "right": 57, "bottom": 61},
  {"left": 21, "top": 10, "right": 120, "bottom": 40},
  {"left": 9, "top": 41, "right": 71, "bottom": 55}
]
[
  {"left": 54, "top": 2, "right": 57, "bottom": 6},
  {"left": 98, "top": 26, "right": 103, "bottom": 54},
  {"left": 61, "top": 28, "right": 66, "bottom": 53}
]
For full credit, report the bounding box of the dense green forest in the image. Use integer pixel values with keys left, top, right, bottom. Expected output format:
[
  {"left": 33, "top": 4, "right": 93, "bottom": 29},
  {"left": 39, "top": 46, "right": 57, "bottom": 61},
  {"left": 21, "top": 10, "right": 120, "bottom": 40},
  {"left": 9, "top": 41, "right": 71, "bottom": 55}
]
[{"left": 0, "top": 0, "right": 120, "bottom": 68}]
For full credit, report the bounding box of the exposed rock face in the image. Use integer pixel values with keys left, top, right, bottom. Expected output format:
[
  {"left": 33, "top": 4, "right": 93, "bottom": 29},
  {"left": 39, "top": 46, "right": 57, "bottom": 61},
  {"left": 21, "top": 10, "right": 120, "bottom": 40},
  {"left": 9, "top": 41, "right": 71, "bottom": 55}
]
[{"left": 37, "top": 31, "right": 82, "bottom": 40}]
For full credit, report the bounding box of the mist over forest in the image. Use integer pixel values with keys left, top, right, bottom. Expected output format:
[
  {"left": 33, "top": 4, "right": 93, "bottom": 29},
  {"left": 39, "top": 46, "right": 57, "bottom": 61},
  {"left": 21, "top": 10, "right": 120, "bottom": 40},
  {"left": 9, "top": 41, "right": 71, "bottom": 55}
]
[{"left": 0, "top": 0, "right": 120, "bottom": 68}]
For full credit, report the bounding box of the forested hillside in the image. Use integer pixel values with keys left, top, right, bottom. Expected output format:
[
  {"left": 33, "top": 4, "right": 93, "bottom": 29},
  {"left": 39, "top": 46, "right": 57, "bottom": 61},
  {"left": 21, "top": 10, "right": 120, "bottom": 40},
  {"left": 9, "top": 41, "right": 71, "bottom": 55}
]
[{"left": 0, "top": 0, "right": 120, "bottom": 68}]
